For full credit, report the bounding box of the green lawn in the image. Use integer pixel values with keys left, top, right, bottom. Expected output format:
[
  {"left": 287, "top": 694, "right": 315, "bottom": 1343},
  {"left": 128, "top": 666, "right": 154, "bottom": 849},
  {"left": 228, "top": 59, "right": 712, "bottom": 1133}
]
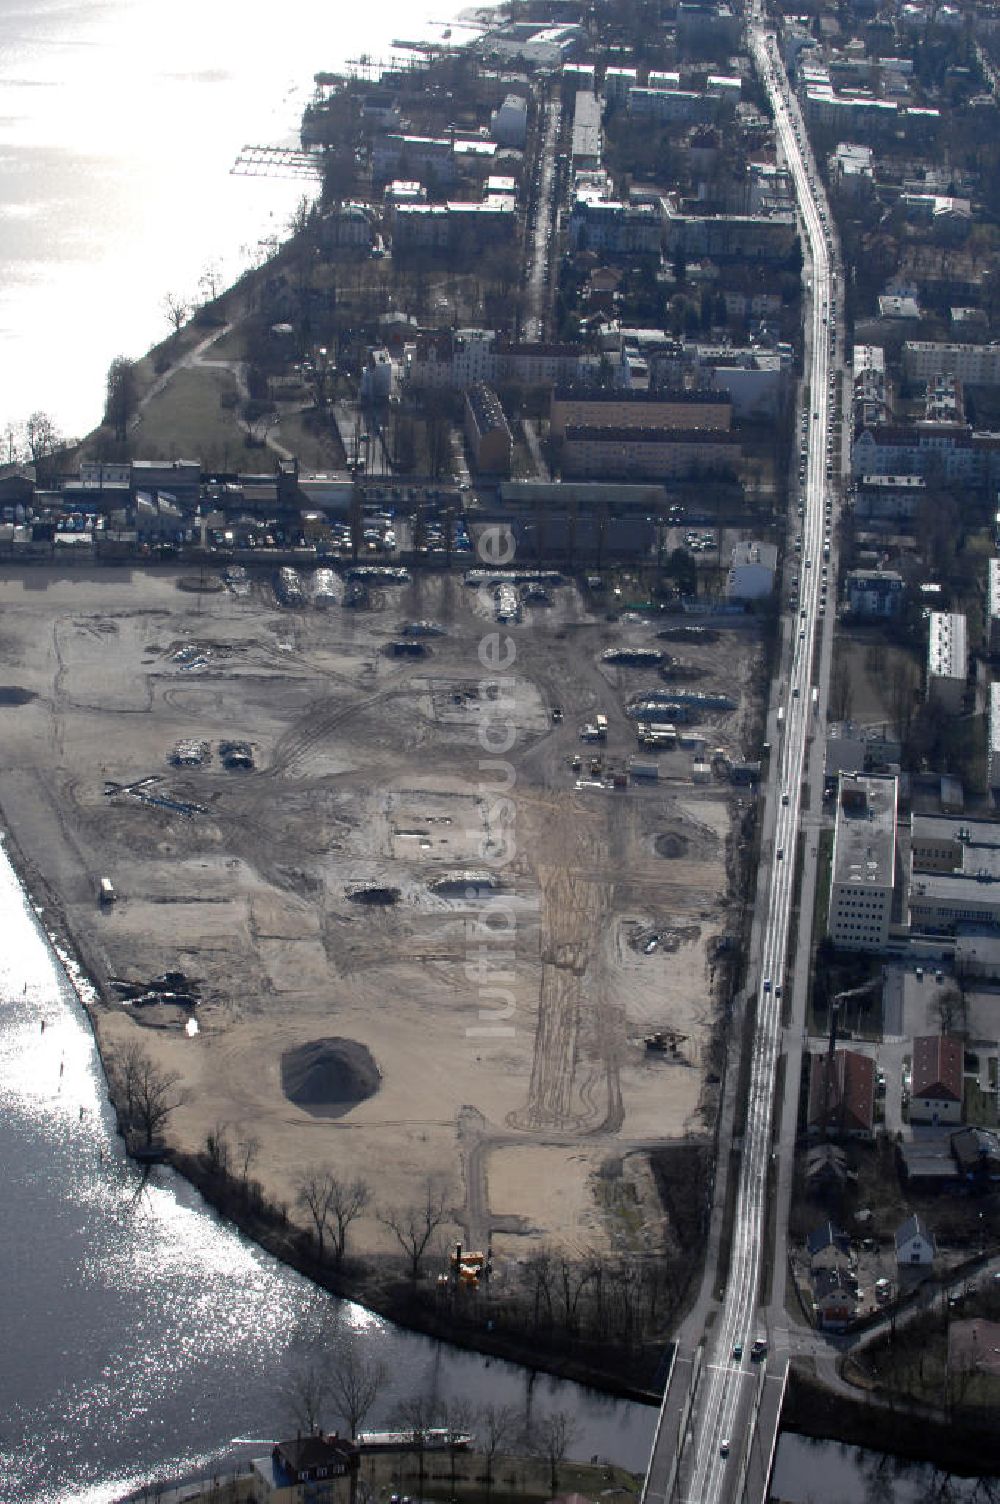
[{"left": 131, "top": 366, "right": 249, "bottom": 469}]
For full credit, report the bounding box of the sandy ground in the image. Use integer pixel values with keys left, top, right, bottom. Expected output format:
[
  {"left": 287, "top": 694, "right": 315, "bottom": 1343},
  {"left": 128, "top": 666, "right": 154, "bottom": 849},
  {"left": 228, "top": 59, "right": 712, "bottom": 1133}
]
[{"left": 0, "top": 565, "right": 762, "bottom": 1269}]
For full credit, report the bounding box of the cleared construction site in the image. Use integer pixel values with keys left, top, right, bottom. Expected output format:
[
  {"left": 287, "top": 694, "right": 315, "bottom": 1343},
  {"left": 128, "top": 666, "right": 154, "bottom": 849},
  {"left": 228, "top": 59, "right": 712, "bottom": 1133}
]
[{"left": 0, "top": 564, "right": 764, "bottom": 1271}]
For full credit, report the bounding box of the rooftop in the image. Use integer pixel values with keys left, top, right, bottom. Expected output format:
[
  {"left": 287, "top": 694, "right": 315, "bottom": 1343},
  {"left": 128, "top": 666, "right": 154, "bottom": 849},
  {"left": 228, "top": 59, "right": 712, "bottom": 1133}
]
[
  {"left": 927, "top": 611, "right": 967, "bottom": 682},
  {"left": 831, "top": 772, "right": 898, "bottom": 892},
  {"left": 911, "top": 1034, "right": 964, "bottom": 1102}
]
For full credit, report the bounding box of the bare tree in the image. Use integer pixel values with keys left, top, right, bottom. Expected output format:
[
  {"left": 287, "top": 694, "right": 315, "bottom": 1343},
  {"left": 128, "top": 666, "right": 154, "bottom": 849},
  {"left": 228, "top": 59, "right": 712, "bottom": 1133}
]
[
  {"left": 237, "top": 1131, "right": 260, "bottom": 1187},
  {"left": 283, "top": 1357, "right": 328, "bottom": 1436},
  {"left": 297, "top": 1168, "right": 338, "bottom": 1263},
  {"left": 328, "top": 1175, "right": 371, "bottom": 1265},
  {"left": 478, "top": 1402, "right": 515, "bottom": 1503},
  {"left": 393, "top": 1394, "right": 441, "bottom": 1501},
  {"left": 328, "top": 1337, "right": 388, "bottom": 1437},
  {"left": 378, "top": 1177, "right": 451, "bottom": 1278},
  {"left": 441, "top": 1397, "right": 474, "bottom": 1501},
  {"left": 529, "top": 1409, "right": 578, "bottom": 1496},
  {"left": 112, "top": 1041, "right": 184, "bottom": 1148},
  {"left": 2, "top": 420, "right": 22, "bottom": 464},
  {"left": 162, "top": 292, "right": 190, "bottom": 332},
  {"left": 24, "top": 409, "right": 63, "bottom": 484},
  {"left": 203, "top": 1119, "right": 230, "bottom": 1177}
]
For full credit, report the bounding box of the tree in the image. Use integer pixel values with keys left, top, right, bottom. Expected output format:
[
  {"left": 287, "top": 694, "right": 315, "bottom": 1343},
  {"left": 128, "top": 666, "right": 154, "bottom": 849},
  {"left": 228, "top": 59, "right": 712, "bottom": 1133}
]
[
  {"left": 283, "top": 1358, "right": 328, "bottom": 1436},
  {"left": 236, "top": 1132, "right": 260, "bottom": 1187},
  {"left": 242, "top": 397, "right": 278, "bottom": 446},
  {"left": 529, "top": 1410, "right": 577, "bottom": 1495},
  {"left": 477, "top": 1403, "right": 515, "bottom": 1503},
  {"left": 24, "top": 410, "right": 63, "bottom": 485},
  {"left": 328, "top": 1337, "right": 387, "bottom": 1437},
  {"left": 162, "top": 292, "right": 189, "bottom": 332},
  {"left": 297, "top": 1168, "right": 337, "bottom": 1263},
  {"left": 378, "top": 1176, "right": 451, "bottom": 1278},
  {"left": 112, "top": 1040, "right": 184, "bottom": 1148},
  {"left": 328, "top": 1174, "right": 371, "bottom": 1265},
  {"left": 105, "top": 356, "right": 139, "bottom": 442}
]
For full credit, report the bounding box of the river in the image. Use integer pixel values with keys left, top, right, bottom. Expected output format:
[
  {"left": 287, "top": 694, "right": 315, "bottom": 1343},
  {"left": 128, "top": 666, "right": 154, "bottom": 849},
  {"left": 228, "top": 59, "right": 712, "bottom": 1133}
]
[
  {"left": 0, "top": 835, "right": 658, "bottom": 1504},
  {"left": 0, "top": 0, "right": 485, "bottom": 441}
]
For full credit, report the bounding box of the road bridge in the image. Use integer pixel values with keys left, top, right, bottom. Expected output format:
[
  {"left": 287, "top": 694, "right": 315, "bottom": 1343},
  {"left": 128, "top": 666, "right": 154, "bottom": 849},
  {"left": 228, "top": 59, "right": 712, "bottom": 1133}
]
[{"left": 642, "top": 13, "right": 842, "bottom": 1502}]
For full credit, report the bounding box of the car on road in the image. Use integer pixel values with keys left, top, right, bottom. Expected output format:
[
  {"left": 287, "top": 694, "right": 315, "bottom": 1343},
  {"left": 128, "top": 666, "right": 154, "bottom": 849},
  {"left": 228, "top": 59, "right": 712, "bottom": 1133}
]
[
  {"left": 720, "top": 1439, "right": 731, "bottom": 1458},
  {"left": 733, "top": 1339, "right": 743, "bottom": 1359},
  {"left": 777, "top": 847, "right": 784, "bottom": 860},
  {"left": 782, "top": 793, "right": 789, "bottom": 805},
  {"left": 763, "top": 978, "right": 772, "bottom": 992},
  {"left": 751, "top": 1336, "right": 768, "bottom": 1360}
]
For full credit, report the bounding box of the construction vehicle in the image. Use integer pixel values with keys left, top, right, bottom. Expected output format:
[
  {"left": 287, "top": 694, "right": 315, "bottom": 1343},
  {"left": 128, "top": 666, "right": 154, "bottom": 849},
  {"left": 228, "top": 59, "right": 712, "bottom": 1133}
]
[{"left": 645, "top": 1029, "right": 687, "bottom": 1054}]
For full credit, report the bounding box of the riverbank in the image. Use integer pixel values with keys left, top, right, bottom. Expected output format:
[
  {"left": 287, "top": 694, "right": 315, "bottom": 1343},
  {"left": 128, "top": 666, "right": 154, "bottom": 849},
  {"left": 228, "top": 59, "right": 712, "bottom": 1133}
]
[
  {"left": 128, "top": 1445, "right": 642, "bottom": 1504},
  {"left": 0, "top": 773, "right": 665, "bottom": 1408}
]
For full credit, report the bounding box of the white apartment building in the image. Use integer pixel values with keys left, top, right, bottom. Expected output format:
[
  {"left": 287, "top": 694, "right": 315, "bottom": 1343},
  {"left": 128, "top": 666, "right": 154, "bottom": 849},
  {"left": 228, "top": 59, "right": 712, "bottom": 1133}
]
[
  {"left": 926, "top": 611, "right": 968, "bottom": 713},
  {"left": 988, "top": 558, "right": 1000, "bottom": 656},
  {"left": 990, "top": 682, "right": 1000, "bottom": 790},
  {"left": 827, "top": 773, "right": 898, "bottom": 951}
]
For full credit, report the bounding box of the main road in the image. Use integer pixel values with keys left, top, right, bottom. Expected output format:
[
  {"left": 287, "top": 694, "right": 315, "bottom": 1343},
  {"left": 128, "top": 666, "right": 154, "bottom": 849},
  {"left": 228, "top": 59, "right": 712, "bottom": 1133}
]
[{"left": 644, "top": 14, "right": 840, "bottom": 1503}]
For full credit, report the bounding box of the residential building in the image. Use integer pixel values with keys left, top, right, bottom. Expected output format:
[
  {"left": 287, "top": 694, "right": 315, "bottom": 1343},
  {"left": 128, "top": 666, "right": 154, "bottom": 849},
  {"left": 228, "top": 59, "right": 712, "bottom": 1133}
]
[
  {"left": 559, "top": 425, "right": 739, "bottom": 480},
  {"left": 990, "top": 682, "right": 1000, "bottom": 791},
  {"left": 988, "top": 559, "right": 1000, "bottom": 655},
  {"left": 726, "top": 540, "right": 777, "bottom": 600},
  {"left": 569, "top": 191, "right": 662, "bottom": 256},
  {"left": 903, "top": 342, "right": 1000, "bottom": 388},
  {"left": 852, "top": 345, "right": 890, "bottom": 430},
  {"left": 851, "top": 421, "right": 1000, "bottom": 487},
  {"left": 663, "top": 201, "right": 797, "bottom": 262},
  {"left": 490, "top": 94, "right": 528, "bottom": 148},
  {"left": 498, "top": 341, "right": 602, "bottom": 388},
  {"left": 910, "top": 1034, "right": 964, "bottom": 1125},
  {"left": 464, "top": 385, "right": 512, "bottom": 475},
  {"left": 550, "top": 387, "right": 731, "bottom": 438},
  {"left": 827, "top": 773, "right": 898, "bottom": 951},
  {"left": 251, "top": 1435, "right": 357, "bottom": 1503},
  {"left": 926, "top": 611, "right": 967, "bottom": 714},
  {"left": 832, "top": 142, "right": 875, "bottom": 197},
  {"left": 845, "top": 569, "right": 904, "bottom": 618},
  {"left": 408, "top": 328, "right": 497, "bottom": 389},
  {"left": 562, "top": 62, "right": 596, "bottom": 94},
  {"left": 627, "top": 87, "right": 705, "bottom": 124},
  {"left": 813, "top": 1267, "right": 859, "bottom": 1330},
  {"left": 854, "top": 473, "right": 926, "bottom": 522},
  {"left": 807, "top": 1048, "right": 876, "bottom": 1137},
  {"left": 894, "top": 1214, "right": 935, "bottom": 1268},
  {"left": 320, "top": 203, "right": 374, "bottom": 250},
  {"left": 572, "top": 90, "right": 602, "bottom": 168},
  {"left": 604, "top": 66, "right": 638, "bottom": 106}
]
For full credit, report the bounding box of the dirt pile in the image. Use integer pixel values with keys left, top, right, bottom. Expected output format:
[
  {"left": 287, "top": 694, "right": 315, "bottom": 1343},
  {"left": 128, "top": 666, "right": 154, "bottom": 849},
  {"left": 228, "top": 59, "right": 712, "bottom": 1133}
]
[{"left": 281, "top": 1037, "right": 381, "bottom": 1119}]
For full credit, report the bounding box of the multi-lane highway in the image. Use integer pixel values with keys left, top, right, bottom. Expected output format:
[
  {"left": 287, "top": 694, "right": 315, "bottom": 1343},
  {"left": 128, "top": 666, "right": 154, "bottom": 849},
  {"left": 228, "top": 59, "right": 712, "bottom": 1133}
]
[{"left": 644, "top": 16, "right": 841, "bottom": 1504}]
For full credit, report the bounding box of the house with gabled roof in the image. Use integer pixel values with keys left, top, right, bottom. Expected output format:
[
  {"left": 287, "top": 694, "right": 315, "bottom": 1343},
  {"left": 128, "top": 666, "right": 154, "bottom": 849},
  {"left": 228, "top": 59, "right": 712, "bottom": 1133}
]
[
  {"left": 910, "top": 1034, "right": 964, "bottom": 1124},
  {"left": 895, "top": 1213, "right": 935, "bottom": 1268}
]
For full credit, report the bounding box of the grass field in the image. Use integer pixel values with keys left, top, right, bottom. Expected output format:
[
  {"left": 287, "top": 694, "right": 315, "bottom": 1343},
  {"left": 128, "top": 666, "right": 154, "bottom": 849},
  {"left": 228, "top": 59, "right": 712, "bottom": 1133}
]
[{"left": 130, "top": 366, "right": 249, "bottom": 468}]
